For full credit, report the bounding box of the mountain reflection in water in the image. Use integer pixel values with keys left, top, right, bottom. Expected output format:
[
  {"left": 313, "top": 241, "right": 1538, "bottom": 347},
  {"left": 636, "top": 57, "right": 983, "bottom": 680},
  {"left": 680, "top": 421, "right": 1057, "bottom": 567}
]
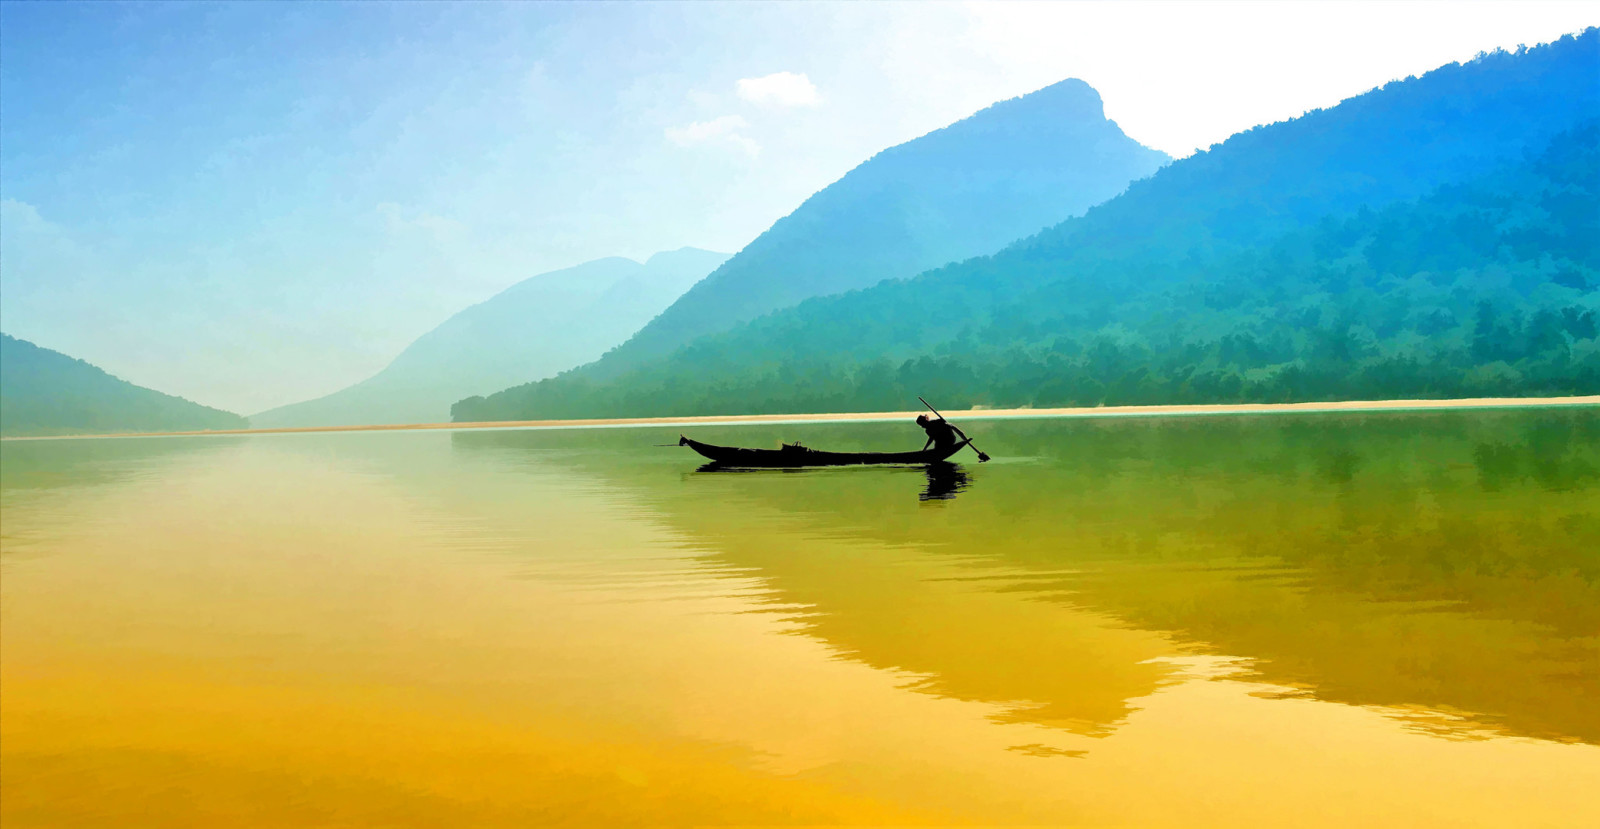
[
  {"left": 4, "top": 407, "right": 1597, "bottom": 826},
  {"left": 455, "top": 407, "right": 1600, "bottom": 746}
]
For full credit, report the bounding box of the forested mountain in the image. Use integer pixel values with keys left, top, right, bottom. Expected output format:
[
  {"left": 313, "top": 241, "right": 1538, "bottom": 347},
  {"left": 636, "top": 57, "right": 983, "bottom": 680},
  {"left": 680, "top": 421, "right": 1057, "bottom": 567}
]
[
  {"left": 583, "top": 78, "right": 1170, "bottom": 377},
  {"left": 455, "top": 31, "right": 1599, "bottom": 421},
  {"left": 252, "top": 248, "right": 727, "bottom": 427},
  {"left": 0, "top": 334, "right": 248, "bottom": 436}
]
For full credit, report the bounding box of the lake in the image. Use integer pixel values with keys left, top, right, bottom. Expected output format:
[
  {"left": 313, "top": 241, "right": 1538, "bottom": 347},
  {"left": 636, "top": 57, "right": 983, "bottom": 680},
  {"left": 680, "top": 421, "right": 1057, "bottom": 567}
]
[{"left": 3, "top": 407, "right": 1597, "bottom": 827}]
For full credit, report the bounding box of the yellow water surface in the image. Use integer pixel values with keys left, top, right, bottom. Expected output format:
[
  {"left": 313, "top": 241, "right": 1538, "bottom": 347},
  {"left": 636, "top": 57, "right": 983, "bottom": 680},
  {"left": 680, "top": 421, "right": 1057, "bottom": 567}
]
[{"left": 3, "top": 409, "right": 1597, "bottom": 826}]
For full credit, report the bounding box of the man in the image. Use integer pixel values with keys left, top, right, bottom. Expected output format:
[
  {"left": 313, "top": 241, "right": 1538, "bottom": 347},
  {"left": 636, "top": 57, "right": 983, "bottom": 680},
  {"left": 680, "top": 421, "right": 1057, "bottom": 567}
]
[{"left": 916, "top": 413, "right": 969, "bottom": 451}]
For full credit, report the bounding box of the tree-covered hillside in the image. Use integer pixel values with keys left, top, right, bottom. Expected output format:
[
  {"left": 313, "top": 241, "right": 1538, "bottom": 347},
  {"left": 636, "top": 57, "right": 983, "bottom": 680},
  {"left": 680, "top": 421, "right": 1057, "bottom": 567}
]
[
  {"left": 456, "top": 32, "right": 1599, "bottom": 421},
  {"left": 585, "top": 78, "right": 1169, "bottom": 377},
  {"left": 1, "top": 334, "right": 248, "bottom": 436}
]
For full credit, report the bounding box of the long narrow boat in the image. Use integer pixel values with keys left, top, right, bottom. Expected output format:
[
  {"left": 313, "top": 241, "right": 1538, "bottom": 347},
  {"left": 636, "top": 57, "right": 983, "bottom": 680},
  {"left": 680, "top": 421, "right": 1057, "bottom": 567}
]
[{"left": 679, "top": 435, "right": 971, "bottom": 468}]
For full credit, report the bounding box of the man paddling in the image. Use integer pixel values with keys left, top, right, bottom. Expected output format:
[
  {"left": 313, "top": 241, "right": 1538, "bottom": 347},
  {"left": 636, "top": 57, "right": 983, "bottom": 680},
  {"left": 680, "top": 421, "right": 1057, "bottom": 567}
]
[
  {"left": 914, "top": 398, "right": 992, "bottom": 461},
  {"left": 916, "top": 413, "right": 969, "bottom": 452}
]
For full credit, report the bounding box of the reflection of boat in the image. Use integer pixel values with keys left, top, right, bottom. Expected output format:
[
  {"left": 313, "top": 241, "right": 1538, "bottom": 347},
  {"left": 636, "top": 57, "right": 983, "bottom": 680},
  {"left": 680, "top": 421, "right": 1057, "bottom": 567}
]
[
  {"left": 921, "top": 462, "right": 971, "bottom": 501},
  {"left": 680, "top": 435, "right": 971, "bottom": 468}
]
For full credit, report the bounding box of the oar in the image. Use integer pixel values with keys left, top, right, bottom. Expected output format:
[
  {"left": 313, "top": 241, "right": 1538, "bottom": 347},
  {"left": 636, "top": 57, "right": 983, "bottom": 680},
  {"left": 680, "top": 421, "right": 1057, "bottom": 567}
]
[{"left": 918, "top": 397, "right": 990, "bottom": 462}]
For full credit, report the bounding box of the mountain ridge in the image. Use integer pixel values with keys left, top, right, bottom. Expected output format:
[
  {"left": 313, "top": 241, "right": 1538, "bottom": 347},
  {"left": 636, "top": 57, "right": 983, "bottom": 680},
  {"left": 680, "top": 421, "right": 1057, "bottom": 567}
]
[
  {"left": 252, "top": 247, "right": 728, "bottom": 428},
  {"left": 580, "top": 77, "right": 1170, "bottom": 378},
  {"left": 1, "top": 333, "right": 249, "bottom": 436},
  {"left": 454, "top": 30, "right": 1599, "bottom": 421}
]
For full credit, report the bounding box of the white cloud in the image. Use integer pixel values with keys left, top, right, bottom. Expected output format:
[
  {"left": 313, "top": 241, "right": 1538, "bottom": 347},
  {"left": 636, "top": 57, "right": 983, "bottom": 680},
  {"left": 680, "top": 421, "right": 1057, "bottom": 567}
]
[
  {"left": 736, "top": 71, "right": 821, "bottom": 107},
  {"left": 664, "top": 115, "right": 760, "bottom": 157}
]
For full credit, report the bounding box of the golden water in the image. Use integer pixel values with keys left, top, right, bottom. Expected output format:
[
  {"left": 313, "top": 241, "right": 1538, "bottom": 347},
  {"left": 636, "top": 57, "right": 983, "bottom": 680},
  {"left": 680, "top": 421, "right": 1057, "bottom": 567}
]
[{"left": 3, "top": 409, "right": 1597, "bottom": 826}]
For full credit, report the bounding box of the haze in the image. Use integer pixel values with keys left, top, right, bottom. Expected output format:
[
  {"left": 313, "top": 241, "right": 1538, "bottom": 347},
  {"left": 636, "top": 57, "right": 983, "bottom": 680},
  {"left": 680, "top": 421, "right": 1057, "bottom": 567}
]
[{"left": 1, "top": 0, "right": 1591, "bottom": 414}]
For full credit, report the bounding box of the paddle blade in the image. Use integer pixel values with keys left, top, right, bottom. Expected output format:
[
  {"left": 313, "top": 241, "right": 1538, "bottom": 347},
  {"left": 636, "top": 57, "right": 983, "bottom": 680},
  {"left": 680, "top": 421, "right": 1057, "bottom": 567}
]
[{"left": 977, "top": 451, "right": 991, "bottom": 462}]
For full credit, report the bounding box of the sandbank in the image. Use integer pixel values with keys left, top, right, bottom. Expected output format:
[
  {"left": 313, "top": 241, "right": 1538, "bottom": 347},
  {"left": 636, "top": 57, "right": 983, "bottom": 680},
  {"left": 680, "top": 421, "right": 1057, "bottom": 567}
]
[{"left": 5, "top": 395, "right": 1596, "bottom": 441}]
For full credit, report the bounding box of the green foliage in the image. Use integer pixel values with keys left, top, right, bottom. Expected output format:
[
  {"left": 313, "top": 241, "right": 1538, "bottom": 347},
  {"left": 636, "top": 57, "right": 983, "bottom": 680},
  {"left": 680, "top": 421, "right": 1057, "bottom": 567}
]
[
  {"left": 590, "top": 79, "right": 1169, "bottom": 375},
  {"left": 457, "top": 121, "right": 1598, "bottom": 422},
  {"left": 0, "top": 334, "right": 247, "bottom": 436},
  {"left": 456, "top": 32, "right": 1600, "bottom": 421}
]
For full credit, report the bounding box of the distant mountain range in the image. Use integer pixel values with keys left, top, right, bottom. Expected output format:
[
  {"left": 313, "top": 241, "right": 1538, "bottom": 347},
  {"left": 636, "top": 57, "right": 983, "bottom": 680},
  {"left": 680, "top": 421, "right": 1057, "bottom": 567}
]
[
  {"left": 456, "top": 29, "right": 1600, "bottom": 421},
  {"left": 0, "top": 333, "right": 248, "bottom": 436},
  {"left": 11, "top": 33, "right": 1596, "bottom": 434},
  {"left": 251, "top": 248, "right": 728, "bottom": 428},
  {"left": 581, "top": 78, "right": 1170, "bottom": 378}
]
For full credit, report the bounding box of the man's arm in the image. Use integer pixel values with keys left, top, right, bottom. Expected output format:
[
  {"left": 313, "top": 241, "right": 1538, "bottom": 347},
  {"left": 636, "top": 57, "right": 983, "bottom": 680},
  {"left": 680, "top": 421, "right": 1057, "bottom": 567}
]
[
  {"left": 952, "top": 424, "right": 969, "bottom": 440},
  {"left": 922, "top": 436, "right": 934, "bottom": 450}
]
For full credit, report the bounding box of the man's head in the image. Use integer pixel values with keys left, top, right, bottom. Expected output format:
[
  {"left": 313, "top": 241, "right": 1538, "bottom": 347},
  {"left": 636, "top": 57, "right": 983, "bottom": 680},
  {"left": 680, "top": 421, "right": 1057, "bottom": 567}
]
[{"left": 916, "top": 414, "right": 930, "bottom": 426}]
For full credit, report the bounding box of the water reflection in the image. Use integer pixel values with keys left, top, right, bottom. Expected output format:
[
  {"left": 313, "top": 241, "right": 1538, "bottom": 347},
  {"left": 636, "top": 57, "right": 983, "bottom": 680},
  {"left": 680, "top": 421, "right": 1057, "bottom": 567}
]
[
  {"left": 5, "top": 410, "right": 1598, "bottom": 826},
  {"left": 1, "top": 436, "right": 246, "bottom": 562},
  {"left": 453, "top": 407, "right": 1600, "bottom": 746},
  {"left": 691, "top": 460, "right": 975, "bottom": 502},
  {"left": 920, "top": 462, "right": 970, "bottom": 501},
  {"left": 0, "top": 435, "right": 243, "bottom": 495},
  {"left": 1472, "top": 414, "right": 1599, "bottom": 492}
]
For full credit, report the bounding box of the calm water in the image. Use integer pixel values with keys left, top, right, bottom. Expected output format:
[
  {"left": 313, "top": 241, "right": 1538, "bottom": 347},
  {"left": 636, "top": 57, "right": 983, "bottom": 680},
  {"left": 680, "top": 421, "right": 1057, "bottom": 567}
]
[{"left": 3, "top": 408, "right": 1597, "bottom": 827}]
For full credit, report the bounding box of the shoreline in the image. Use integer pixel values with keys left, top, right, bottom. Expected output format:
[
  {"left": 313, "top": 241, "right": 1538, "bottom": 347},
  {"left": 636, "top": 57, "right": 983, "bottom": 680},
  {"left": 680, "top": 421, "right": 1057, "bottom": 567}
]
[{"left": 3, "top": 395, "right": 1596, "bottom": 441}]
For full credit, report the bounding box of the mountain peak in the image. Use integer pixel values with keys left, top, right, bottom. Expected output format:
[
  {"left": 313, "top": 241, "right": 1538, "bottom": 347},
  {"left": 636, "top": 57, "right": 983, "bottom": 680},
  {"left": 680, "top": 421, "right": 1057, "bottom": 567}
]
[
  {"left": 885, "top": 78, "right": 1115, "bottom": 153},
  {"left": 478, "top": 78, "right": 1169, "bottom": 385},
  {"left": 453, "top": 30, "right": 1600, "bottom": 423},
  {"left": 1004, "top": 77, "right": 1106, "bottom": 120}
]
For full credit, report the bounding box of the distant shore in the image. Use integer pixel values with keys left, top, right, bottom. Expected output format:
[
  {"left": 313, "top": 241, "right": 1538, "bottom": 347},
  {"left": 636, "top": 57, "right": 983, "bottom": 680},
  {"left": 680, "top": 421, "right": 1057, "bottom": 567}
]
[{"left": 4, "top": 395, "right": 1596, "bottom": 441}]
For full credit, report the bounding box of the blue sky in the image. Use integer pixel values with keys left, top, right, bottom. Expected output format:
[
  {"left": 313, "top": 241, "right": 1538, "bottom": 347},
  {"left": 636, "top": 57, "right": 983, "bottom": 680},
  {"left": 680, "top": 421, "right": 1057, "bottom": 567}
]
[{"left": 2, "top": 1, "right": 1594, "bottom": 414}]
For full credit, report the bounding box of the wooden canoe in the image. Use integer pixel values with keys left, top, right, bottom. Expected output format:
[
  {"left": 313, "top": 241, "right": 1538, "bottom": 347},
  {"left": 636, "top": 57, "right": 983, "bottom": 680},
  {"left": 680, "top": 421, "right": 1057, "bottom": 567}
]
[{"left": 679, "top": 435, "right": 971, "bottom": 468}]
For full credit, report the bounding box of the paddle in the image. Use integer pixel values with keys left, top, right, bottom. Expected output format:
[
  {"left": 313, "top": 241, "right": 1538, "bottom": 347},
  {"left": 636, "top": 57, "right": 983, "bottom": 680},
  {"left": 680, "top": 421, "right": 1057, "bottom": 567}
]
[{"left": 918, "top": 397, "right": 990, "bottom": 462}]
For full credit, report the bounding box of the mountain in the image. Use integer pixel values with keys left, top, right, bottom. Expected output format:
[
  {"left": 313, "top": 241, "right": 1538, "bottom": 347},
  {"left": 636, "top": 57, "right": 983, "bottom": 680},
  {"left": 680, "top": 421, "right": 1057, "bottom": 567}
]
[
  {"left": 251, "top": 248, "right": 728, "bottom": 428},
  {"left": 582, "top": 78, "right": 1170, "bottom": 377},
  {"left": 455, "top": 30, "right": 1599, "bottom": 421},
  {"left": 0, "top": 333, "right": 248, "bottom": 436}
]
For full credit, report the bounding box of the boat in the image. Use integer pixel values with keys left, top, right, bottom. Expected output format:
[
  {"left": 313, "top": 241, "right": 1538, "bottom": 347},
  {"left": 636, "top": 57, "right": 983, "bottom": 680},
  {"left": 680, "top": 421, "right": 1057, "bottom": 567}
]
[{"left": 678, "top": 435, "right": 972, "bottom": 468}]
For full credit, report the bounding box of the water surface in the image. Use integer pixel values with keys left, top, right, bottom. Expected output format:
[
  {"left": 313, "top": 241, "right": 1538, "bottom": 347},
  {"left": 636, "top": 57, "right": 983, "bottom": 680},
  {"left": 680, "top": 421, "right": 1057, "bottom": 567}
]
[{"left": 3, "top": 408, "right": 1597, "bottom": 826}]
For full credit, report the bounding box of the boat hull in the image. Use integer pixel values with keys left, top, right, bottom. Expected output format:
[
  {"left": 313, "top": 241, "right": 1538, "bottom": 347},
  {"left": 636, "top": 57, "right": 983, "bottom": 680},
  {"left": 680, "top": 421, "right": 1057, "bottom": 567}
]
[{"left": 680, "top": 436, "right": 971, "bottom": 468}]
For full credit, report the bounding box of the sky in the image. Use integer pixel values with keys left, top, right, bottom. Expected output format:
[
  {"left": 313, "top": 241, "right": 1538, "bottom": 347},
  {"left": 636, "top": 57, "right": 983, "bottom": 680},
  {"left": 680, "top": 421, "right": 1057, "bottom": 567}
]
[{"left": 2, "top": 1, "right": 1595, "bottom": 414}]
